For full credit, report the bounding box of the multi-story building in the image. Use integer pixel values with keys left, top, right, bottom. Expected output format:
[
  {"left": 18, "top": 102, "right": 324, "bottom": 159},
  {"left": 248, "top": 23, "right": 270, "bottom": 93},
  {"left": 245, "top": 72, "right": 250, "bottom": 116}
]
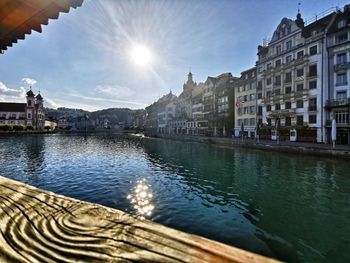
[
  {"left": 214, "top": 73, "right": 237, "bottom": 137},
  {"left": 0, "top": 89, "right": 45, "bottom": 130},
  {"left": 234, "top": 67, "right": 257, "bottom": 138},
  {"left": 176, "top": 72, "right": 197, "bottom": 120},
  {"left": 256, "top": 11, "right": 335, "bottom": 142},
  {"left": 325, "top": 6, "right": 350, "bottom": 145}
]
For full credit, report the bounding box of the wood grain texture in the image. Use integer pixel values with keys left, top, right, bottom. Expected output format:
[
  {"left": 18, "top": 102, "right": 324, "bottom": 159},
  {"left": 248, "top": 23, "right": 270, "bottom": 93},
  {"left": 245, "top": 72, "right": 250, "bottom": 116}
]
[{"left": 0, "top": 176, "right": 280, "bottom": 263}]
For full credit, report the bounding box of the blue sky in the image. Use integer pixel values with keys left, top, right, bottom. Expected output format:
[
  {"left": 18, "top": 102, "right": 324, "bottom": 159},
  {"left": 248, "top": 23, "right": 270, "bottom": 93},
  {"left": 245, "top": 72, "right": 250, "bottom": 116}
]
[{"left": 0, "top": 0, "right": 348, "bottom": 111}]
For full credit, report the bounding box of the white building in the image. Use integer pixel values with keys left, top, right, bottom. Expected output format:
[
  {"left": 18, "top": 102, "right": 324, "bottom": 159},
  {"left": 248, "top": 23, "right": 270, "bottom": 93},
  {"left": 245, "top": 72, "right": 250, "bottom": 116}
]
[
  {"left": 325, "top": 6, "right": 350, "bottom": 145},
  {"left": 0, "top": 89, "right": 45, "bottom": 130},
  {"left": 256, "top": 11, "right": 334, "bottom": 142}
]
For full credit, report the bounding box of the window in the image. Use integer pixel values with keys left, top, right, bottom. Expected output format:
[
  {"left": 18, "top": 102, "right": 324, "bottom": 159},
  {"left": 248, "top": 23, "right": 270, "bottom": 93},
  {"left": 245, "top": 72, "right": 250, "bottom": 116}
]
[
  {"left": 285, "top": 101, "right": 291, "bottom": 109},
  {"left": 258, "top": 67, "right": 263, "bottom": 73},
  {"left": 275, "top": 103, "right": 281, "bottom": 110},
  {"left": 285, "top": 117, "right": 291, "bottom": 126},
  {"left": 297, "top": 68, "right": 304, "bottom": 77},
  {"left": 257, "top": 81, "right": 262, "bottom": 90},
  {"left": 276, "top": 45, "right": 281, "bottom": 55},
  {"left": 28, "top": 100, "right": 32, "bottom": 106},
  {"left": 286, "top": 40, "right": 292, "bottom": 50},
  {"left": 275, "top": 75, "right": 281, "bottom": 85},
  {"left": 27, "top": 113, "right": 31, "bottom": 119},
  {"left": 257, "top": 93, "right": 262, "bottom": 99},
  {"left": 275, "top": 59, "right": 281, "bottom": 67},
  {"left": 309, "top": 115, "right": 317, "bottom": 124},
  {"left": 266, "top": 78, "right": 272, "bottom": 85},
  {"left": 337, "top": 20, "right": 346, "bottom": 28},
  {"left": 309, "top": 98, "right": 317, "bottom": 111},
  {"left": 266, "top": 91, "right": 271, "bottom": 97},
  {"left": 297, "top": 83, "right": 304, "bottom": 91},
  {"left": 336, "top": 33, "right": 348, "bottom": 43},
  {"left": 309, "top": 64, "right": 317, "bottom": 77},
  {"left": 275, "top": 89, "right": 281, "bottom": 95},
  {"left": 258, "top": 106, "right": 262, "bottom": 115},
  {"left": 309, "top": 80, "right": 317, "bottom": 89},
  {"left": 309, "top": 45, "right": 317, "bottom": 55},
  {"left": 267, "top": 63, "right": 272, "bottom": 70},
  {"left": 336, "top": 90, "right": 347, "bottom": 100},
  {"left": 250, "top": 118, "right": 256, "bottom": 126},
  {"left": 285, "top": 86, "right": 291, "bottom": 94},
  {"left": 267, "top": 118, "right": 271, "bottom": 126},
  {"left": 250, "top": 94, "right": 255, "bottom": 101},
  {"left": 297, "top": 100, "right": 303, "bottom": 108},
  {"left": 336, "top": 53, "right": 347, "bottom": 64},
  {"left": 266, "top": 105, "right": 271, "bottom": 112},
  {"left": 285, "top": 72, "right": 292, "bottom": 83},
  {"left": 335, "top": 110, "right": 349, "bottom": 124},
  {"left": 286, "top": 55, "right": 292, "bottom": 63},
  {"left": 297, "top": 116, "right": 304, "bottom": 126},
  {"left": 250, "top": 106, "right": 256, "bottom": 114},
  {"left": 297, "top": 50, "right": 304, "bottom": 59},
  {"left": 336, "top": 72, "right": 347, "bottom": 86}
]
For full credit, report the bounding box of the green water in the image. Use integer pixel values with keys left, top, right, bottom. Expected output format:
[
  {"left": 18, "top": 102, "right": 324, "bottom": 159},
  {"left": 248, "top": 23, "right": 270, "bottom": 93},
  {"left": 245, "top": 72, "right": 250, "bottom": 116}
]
[{"left": 0, "top": 134, "right": 349, "bottom": 262}]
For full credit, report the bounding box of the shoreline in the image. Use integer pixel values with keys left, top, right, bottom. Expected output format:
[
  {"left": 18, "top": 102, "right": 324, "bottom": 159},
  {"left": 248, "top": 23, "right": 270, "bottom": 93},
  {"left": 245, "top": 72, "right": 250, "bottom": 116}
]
[{"left": 144, "top": 134, "right": 350, "bottom": 159}]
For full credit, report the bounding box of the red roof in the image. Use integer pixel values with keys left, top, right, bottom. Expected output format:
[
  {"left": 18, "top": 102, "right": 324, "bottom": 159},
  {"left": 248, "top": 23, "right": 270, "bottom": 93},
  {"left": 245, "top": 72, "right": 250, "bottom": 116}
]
[
  {"left": 0, "top": 0, "right": 84, "bottom": 53},
  {"left": 0, "top": 102, "right": 26, "bottom": 112}
]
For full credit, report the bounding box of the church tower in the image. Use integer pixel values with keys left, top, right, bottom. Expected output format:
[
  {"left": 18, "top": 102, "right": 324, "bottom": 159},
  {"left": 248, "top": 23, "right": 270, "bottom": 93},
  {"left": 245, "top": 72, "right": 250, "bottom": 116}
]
[
  {"left": 26, "top": 87, "right": 35, "bottom": 127},
  {"left": 35, "top": 92, "right": 45, "bottom": 130}
]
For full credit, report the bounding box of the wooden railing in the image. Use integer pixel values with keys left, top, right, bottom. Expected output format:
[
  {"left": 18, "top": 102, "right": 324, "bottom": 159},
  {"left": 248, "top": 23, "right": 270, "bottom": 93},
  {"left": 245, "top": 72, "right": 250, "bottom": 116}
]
[{"left": 0, "top": 176, "right": 280, "bottom": 263}]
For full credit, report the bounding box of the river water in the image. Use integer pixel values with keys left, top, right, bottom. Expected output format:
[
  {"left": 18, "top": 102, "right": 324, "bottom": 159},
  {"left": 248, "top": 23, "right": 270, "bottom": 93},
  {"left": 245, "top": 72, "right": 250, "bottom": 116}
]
[{"left": 0, "top": 134, "right": 349, "bottom": 262}]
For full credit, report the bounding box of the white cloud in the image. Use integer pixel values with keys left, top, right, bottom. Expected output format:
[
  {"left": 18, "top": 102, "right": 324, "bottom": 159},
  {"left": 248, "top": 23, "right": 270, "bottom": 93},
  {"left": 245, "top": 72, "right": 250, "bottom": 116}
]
[
  {"left": 22, "top": 78, "right": 37, "bottom": 86},
  {"left": 95, "top": 84, "right": 135, "bottom": 99},
  {"left": 0, "top": 81, "right": 26, "bottom": 103}
]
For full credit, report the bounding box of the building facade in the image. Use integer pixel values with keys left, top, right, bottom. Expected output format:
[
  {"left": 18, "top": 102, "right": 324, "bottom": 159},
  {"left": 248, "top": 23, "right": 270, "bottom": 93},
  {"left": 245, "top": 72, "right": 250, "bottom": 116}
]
[
  {"left": 234, "top": 67, "right": 257, "bottom": 138},
  {"left": 256, "top": 12, "right": 334, "bottom": 142},
  {"left": 0, "top": 89, "right": 45, "bottom": 130},
  {"left": 325, "top": 6, "right": 350, "bottom": 145}
]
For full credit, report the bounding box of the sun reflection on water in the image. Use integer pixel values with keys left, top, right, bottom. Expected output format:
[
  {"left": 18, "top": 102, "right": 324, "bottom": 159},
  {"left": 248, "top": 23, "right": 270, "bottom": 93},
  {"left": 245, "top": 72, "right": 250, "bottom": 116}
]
[{"left": 127, "top": 179, "right": 154, "bottom": 218}]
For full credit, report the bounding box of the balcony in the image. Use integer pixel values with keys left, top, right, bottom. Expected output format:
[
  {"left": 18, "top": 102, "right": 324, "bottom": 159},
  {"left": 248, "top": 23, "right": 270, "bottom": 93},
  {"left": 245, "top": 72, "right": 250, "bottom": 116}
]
[
  {"left": 335, "top": 81, "right": 348, "bottom": 87},
  {"left": 334, "top": 61, "right": 350, "bottom": 72},
  {"left": 326, "top": 120, "right": 350, "bottom": 126},
  {"left": 325, "top": 98, "right": 350, "bottom": 108}
]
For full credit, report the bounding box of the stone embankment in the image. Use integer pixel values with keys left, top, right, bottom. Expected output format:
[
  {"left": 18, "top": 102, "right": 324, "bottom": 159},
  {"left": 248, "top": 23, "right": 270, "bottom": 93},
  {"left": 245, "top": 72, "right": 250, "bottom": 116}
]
[
  {"left": 0, "top": 176, "right": 279, "bottom": 263},
  {"left": 150, "top": 134, "right": 350, "bottom": 159}
]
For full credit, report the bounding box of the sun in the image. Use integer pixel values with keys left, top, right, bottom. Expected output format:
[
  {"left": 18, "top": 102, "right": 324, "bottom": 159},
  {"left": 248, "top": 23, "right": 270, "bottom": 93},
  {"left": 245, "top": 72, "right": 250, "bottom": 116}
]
[{"left": 130, "top": 44, "right": 152, "bottom": 67}]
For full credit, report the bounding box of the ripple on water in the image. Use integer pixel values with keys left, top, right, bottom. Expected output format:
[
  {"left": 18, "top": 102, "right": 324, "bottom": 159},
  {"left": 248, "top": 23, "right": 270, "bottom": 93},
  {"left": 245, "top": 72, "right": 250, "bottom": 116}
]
[{"left": 0, "top": 134, "right": 350, "bottom": 263}]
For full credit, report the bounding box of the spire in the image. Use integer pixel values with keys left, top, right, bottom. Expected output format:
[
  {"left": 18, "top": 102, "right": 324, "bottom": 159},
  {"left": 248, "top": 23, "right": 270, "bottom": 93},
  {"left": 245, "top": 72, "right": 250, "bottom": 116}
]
[
  {"left": 187, "top": 71, "right": 193, "bottom": 83},
  {"left": 26, "top": 86, "right": 34, "bottom": 97},
  {"left": 295, "top": 2, "right": 304, "bottom": 28},
  {"left": 36, "top": 91, "right": 43, "bottom": 101}
]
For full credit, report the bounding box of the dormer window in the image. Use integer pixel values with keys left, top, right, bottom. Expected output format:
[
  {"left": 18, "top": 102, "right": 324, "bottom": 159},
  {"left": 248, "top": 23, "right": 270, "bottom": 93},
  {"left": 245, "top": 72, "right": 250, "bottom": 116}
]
[
  {"left": 287, "top": 26, "right": 291, "bottom": 34},
  {"left": 28, "top": 100, "right": 31, "bottom": 106},
  {"left": 337, "top": 20, "right": 346, "bottom": 29}
]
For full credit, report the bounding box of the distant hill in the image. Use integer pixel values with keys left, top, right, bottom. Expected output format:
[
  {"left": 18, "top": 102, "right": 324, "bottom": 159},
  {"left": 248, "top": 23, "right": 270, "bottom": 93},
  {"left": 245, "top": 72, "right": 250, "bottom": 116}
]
[{"left": 46, "top": 107, "right": 146, "bottom": 129}]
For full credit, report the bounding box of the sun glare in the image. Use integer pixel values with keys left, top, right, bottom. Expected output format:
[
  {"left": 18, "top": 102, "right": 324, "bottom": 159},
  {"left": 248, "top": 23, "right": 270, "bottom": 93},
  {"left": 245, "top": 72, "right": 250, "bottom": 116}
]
[{"left": 131, "top": 45, "right": 152, "bottom": 67}]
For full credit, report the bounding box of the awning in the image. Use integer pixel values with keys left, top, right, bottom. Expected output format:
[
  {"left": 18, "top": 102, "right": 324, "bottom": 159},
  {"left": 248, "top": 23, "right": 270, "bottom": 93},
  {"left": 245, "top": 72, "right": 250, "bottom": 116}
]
[{"left": 0, "top": 0, "right": 84, "bottom": 53}]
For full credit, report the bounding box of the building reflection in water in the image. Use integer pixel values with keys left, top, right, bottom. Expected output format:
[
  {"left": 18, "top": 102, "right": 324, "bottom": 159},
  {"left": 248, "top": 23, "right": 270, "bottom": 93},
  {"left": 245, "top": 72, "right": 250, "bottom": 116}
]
[
  {"left": 24, "top": 135, "right": 46, "bottom": 177},
  {"left": 127, "top": 178, "right": 154, "bottom": 219}
]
